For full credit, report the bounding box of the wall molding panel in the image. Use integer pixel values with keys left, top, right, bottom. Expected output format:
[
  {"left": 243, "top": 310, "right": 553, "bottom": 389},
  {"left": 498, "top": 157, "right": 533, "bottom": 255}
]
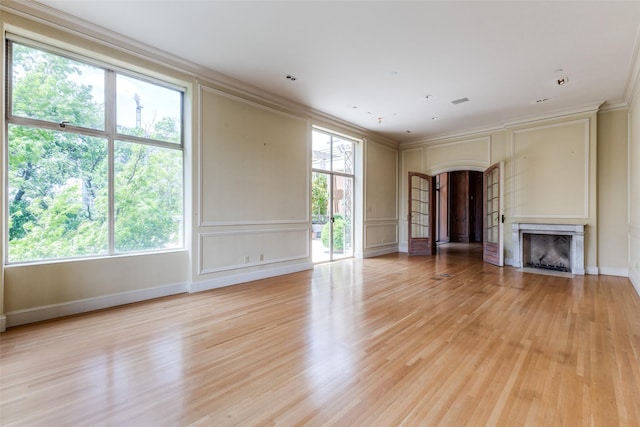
[
  {"left": 199, "top": 227, "right": 309, "bottom": 275},
  {"left": 511, "top": 118, "right": 590, "bottom": 219},
  {"left": 190, "top": 261, "right": 313, "bottom": 293},
  {"left": 198, "top": 85, "right": 310, "bottom": 227}
]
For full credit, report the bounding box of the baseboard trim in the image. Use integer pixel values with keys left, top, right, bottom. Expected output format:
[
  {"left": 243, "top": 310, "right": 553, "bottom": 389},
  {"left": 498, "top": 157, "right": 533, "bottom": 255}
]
[
  {"left": 0, "top": 315, "right": 6, "bottom": 333},
  {"left": 629, "top": 267, "right": 640, "bottom": 297},
  {"left": 598, "top": 267, "right": 629, "bottom": 277},
  {"left": 586, "top": 266, "right": 599, "bottom": 275},
  {"left": 362, "top": 246, "right": 399, "bottom": 258},
  {"left": 190, "top": 262, "right": 313, "bottom": 293},
  {"left": 5, "top": 282, "right": 188, "bottom": 328}
]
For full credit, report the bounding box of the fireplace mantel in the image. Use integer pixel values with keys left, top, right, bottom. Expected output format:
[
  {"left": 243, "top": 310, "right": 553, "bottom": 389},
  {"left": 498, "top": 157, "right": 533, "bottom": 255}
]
[{"left": 512, "top": 223, "right": 585, "bottom": 275}]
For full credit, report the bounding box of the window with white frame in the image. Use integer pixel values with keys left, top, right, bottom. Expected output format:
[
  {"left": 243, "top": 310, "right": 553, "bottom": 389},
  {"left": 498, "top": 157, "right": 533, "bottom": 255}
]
[{"left": 5, "top": 37, "right": 184, "bottom": 263}]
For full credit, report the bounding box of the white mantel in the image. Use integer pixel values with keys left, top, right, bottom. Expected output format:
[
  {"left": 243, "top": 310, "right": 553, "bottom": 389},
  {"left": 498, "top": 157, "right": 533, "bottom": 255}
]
[{"left": 512, "top": 223, "right": 585, "bottom": 275}]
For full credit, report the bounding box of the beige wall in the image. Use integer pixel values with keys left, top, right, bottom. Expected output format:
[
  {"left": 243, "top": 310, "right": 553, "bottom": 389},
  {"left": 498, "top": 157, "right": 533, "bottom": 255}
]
[
  {"left": 629, "top": 86, "right": 640, "bottom": 295},
  {"left": 194, "top": 86, "right": 312, "bottom": 288},
  {"left": 400, "top": 111, "right": 601, "bottom": 271},
  {"left": 363, "top": 138, "right": 398, "bottom": 257},
  {"left": 597, "top": 109, "right": 629, "bottom": 275}
]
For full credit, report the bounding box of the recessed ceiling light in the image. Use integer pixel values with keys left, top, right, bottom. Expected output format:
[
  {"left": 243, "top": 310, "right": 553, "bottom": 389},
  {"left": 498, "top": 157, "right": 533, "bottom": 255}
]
[
  {"left": 425, "top": 94, "right": 434, "bottom": 100},
  {"left": 556, "top": 77, "right": 569, "bottom": 86},
  {"left": 285, "top": 74, "right": 297, "bottom": 81},
  {"left": 431, "top": 116, "right": 439, "bottom": 120},
  {"left": 405, "top": 130, "right": 412, "bottom": 134},
  {"left": 352, "top": 106, "right": 358, "bottom": 109}
]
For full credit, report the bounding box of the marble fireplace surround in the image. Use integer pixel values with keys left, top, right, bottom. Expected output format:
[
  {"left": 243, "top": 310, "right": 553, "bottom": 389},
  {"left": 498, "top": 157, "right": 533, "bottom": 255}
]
[{"left": 512, "top": 223, "right": 585, "bottom": 275}]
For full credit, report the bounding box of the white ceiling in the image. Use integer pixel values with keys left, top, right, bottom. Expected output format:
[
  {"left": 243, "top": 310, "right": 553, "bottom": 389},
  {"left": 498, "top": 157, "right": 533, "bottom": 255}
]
[{"left": 31, "top": 1, "right": 640, "bottom": 143}]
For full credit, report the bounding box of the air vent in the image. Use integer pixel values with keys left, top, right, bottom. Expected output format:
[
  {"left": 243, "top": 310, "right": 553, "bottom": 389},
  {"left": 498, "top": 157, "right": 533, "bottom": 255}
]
[{"left": 451, "top": 97, "right": 469, "bottom": 105}]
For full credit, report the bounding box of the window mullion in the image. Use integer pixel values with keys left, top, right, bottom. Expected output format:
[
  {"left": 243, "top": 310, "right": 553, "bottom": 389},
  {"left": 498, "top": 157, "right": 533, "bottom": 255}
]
[{"left": 106, "top": 70, "right": 117, "bottom": 255}]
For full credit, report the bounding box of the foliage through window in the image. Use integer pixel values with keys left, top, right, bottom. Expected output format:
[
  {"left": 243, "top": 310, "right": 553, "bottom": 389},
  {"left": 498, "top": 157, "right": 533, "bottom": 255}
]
[{"left": 6, "top": 39, "right": 184, "bottom": 263}]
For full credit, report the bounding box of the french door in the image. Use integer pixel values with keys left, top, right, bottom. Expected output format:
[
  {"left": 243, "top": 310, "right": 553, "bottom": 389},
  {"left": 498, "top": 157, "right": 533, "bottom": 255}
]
[
  {"left": 483, "top": 162, "right": 504, "bottom": 266},
  {"left": 408, "top": 172, "right": 436, "bottom": 256},
  {"left": 311, "top": 129, "right": 355, "bottom": 263}
]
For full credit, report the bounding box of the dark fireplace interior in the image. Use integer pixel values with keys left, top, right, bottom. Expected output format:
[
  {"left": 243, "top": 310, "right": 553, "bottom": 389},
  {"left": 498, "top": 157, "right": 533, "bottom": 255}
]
[{"left": 522, "top": 233, "right": 571, "bottom": 272}]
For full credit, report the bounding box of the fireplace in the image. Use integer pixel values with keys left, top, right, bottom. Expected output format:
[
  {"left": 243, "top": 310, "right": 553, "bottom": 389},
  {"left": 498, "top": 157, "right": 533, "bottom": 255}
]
[{"left": 512, "top": 223, "right": 585, "bottom": 275}]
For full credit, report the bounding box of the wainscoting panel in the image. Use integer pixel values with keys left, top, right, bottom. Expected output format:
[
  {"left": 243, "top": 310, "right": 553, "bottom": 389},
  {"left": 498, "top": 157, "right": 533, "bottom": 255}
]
[
  {"left": 199, "top": 227, "right": 309, "bottom": 274},
  {"left": 365, "top": 223, "right": 399, "bottom": 249}
]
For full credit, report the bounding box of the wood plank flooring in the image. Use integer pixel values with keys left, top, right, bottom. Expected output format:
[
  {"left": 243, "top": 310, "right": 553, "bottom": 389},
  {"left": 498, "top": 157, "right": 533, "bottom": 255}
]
[{"left": 1, "top": 245, "right": 640, "bottom": 426}]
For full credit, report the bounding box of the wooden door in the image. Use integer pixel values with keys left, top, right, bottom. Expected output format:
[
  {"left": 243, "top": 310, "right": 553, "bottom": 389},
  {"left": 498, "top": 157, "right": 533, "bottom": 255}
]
[
  {"left": 483, "top": 163, "right": 504, "bottom": 266},
  {"left": 408, "top": 172, "right": 436, "bottom": 256}
]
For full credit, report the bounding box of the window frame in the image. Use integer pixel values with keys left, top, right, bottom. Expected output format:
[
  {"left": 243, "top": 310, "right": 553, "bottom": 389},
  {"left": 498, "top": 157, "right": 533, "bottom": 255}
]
[{"left": 4, "top": 35, "right": 186, "bottom": 265}]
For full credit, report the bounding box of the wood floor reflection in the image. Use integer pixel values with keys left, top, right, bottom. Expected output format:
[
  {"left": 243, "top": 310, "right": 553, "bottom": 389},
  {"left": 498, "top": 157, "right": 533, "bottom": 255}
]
[{"left": 2, "top": 249, "right": 640, "bottom": 426}]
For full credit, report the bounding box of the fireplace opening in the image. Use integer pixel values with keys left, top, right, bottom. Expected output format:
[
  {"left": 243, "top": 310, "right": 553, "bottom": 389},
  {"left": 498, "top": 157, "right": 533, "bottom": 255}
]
[{"left": 522, "top": 233, "right": 571, "bottom": 272}]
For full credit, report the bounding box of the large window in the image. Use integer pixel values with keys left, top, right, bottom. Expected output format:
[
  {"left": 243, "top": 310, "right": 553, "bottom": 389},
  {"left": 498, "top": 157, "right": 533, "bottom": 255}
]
[{"left": 5, "top": 39, "right": 184, "bottom": 263}]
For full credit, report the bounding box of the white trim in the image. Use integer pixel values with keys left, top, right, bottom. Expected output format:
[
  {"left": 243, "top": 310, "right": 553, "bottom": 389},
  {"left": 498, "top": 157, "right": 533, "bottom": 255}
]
[
  {"left": 629, "top": 266, "right": 640, "bottom": 297},
  {"left": 362, "top": 246, "right": 399, "bottom": 258},
  {"left": 190, "top": 262, "right": 313, "bottom": 293},
  {"left": 0, "top": 316, "right": 6, "bottom": 333},
  {"left": 586, "top": 266, "right": 599, "bottom": 275},
  {"left": 5, "top": 282, "right": 188, "bottom": 328},
  {"left": 398, "top": 243, "right": 408, "bottom": 253},
  {"left": 401, "top": 104, "right": 601, "bottom": 147},
  {"left": 599, "top": 267, "right": 629, "bottom": 277}
]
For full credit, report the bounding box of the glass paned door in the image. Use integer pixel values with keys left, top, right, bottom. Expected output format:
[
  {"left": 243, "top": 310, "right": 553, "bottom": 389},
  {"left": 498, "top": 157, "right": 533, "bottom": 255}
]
[
  {"left": 408, "top": 172, "right": 436, "bottom": 256},
  {"left": 483, "top": 162, "right": 503, "bottom": 266},
  {"left": 332, "top": 175, "right": 353, "bottom": 260},
  {"left": 312, "top": 129, "right": 355, "bottom": 263}
]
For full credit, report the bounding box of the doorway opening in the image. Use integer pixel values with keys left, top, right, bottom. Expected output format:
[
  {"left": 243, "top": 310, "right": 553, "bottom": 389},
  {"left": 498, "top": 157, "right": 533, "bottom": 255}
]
[
  {"left": 311, "top": 129, "right": 356, "bottom": 263},
  {"left": 434, "top": 170, "right": 483, "bottom": 258}
]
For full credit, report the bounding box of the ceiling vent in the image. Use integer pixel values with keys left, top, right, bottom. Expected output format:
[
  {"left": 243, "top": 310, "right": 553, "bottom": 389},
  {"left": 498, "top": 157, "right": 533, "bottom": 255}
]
[{"left": 451, "top": 97, "right": 469, "bottom": 105}]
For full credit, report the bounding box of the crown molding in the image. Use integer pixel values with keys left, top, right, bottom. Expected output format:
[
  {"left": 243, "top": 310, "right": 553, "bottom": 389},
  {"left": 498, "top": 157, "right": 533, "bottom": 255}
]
[{"left": 401, "top": 103, "right": 602, "bottom": 148}]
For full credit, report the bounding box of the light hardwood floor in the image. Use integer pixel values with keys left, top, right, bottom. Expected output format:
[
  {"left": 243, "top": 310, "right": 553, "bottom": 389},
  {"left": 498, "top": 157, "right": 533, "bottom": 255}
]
[{"left": 1, "top": 245, "right": 640, "bottom": 426}]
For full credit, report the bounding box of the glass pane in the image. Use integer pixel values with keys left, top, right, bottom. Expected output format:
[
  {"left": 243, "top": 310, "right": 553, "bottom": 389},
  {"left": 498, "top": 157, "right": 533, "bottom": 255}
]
[
  {"left": 312, "top": 130, "right": 331, "bottom": 171},
  {"left": 332, "top": 137, "right": 354, "bottom": 174},
  {"left": 7, "top": 125, "right": 108, "bottom": 262},
  {"left": 114, "top": 141, "right": 183, "bottom": 252},
  {"left": 411, "top": 175, "right": 429, "bottom": 238},
  {"left": 117, "top": 74, "right": 182, "bottom": 143},
  {"left": 11, "top": 43, "right": 105, "bottom": 130},
  {"left": 333, "top": 175, "right": 353, "bottom": 260},
  {"left": 312, "top": 172, "right": 331, "bottom": 263}
]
